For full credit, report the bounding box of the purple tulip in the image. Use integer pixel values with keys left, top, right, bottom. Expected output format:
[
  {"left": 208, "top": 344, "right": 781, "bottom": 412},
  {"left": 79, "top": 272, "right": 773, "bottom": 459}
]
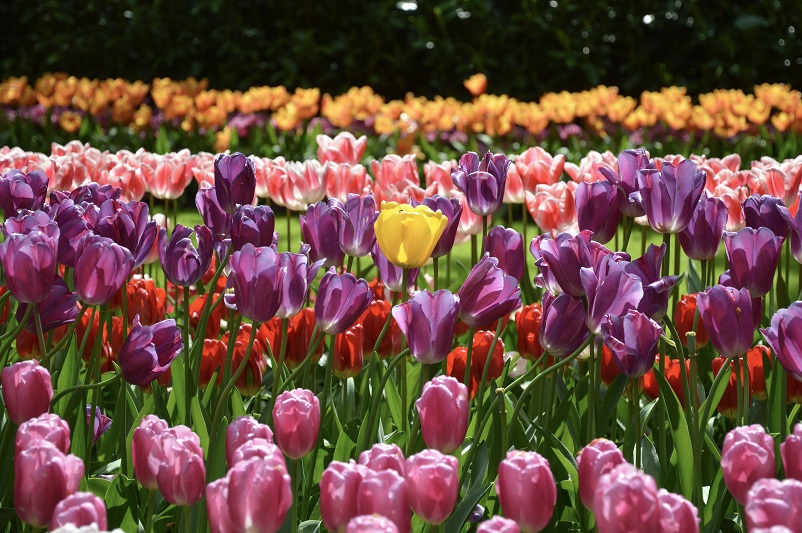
[
  {"left": 722, "top": 227, "right": 783, "bottom": 298},
  {"left": 0, "top": 228, "right": 59, "bottom": 304},
  {"left": 598, "top": 148, "right": 650, "bottom": 218},
  {"left": 0, "top": 169, "right": 48, "bottom": 218},
  {"left": 16, "top": 276, "right": 79, "bottom": 333},
  {"left": 530, "top": 231, "right": 593, "bottom": 297},
  {"left": 74, "top": 235, "right": 133, "bottom": 306},
  {"left": 625, "top": 244, "right": 678, "bottom": 320},
  {"left": 230, "top": 204, "right": 275, "bottom": 252},
  {"left": 225, "top": 244, "right": 282, "bottom": 323},
  {"left": 46, "top": 197, "right": 91, "bottom": 267},
  {"left": 117, "top": 315, "right": 183, "bottom": 386},
  {"left": 783, "top": 191, "right": 802, "bottom": 264},
  {"left": 276, "top": 245, "right": 324, "bottom": 319},
  {"left": 95, "top": 199, "right": 157, "bottom": 268},
  {"left": 484, "top": 226, "right": 524, "bottom": 282},
  {"left": 580, "top": 255, "right": 644, "bottom": 335},
  {"left": 451, "top": 151, "right": 510, "bottom": 216},
  {"left": 697, "top": 285, "right": 757, "bottom": 358},
  {"left": 601, "top": 311, "right": 663, "bottom": 378},
  {"left": 458, "top": 254, "right": 522, "bottom": 328},
  {"left": 158, "top": 224, "right": 213, "bottom": 287},
  {"left": 743, "top": 194, "right": 789, "bottom": 240},
  {"left": 633, "top": 159, "right": 706, "bottom": 234},
  {"left": 3, "top": 209, "right": 54, "bottom": 237},
  {"left": 392, "top": 289, "right": 460, "bottom": 364},
  {"left": 70, "top": 183, "right": 121, "bottom": 207},
  {"left": 539, "top": 292, "right": 589, "bottom": 357},
  {"left": 214, "top": 152, "right": 256, "bottom": 213},
  {"left": 196, "top": 187, "right": 233, "bottom": 241},
  {"left": 371, "top": 243, "right": 420, "bottom": 294},
  {"left": 335, "top": 193, "right": 379, "bottom": 258},
  {"left": 86, "top": 406, "right": 112, "bottom": 445},
  {"left": 576, "top": 180, "right": 622, "bottom": 244},
  {"left": 761, "top": 303, "right": 802, "bottom": 381},
  {"left": 315, "top": 268, "right": 373, "bottom": 335},
  {"left": 678, "top": 194, "right": 728, "bottom": 261},
  {"left": 419, "top": 195, "right": 462, "bottom": 258},
  {"left": 300, "top": 199, "right": 346, "bottom": 269}
]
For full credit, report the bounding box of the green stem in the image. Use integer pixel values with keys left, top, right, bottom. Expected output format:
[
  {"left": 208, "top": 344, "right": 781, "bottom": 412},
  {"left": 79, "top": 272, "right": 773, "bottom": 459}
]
[
  {"left": 290, "top": 459, "right": 299, "bottom": 533},
  {"left": 633, "top": 379, "right": 642, "bottom": 469},
  {"left": 521, "top": 202, "right": 528, "bottom": 254},
  {"left": 474, "top": 320, "right": 505, "bottom": 435},
  {"left": 688, "top": 332, "right": 704, "bottom": 514},
  {"left": 33, "top": 307, "right": 48, "bottom": 370},
  {"left": 121, "top": 279, "right": 129, "bottom": 340},
  {"left": 471, "top": 234, "right": 477, "bottom": 266},
  {"left": 699, "top": 362, "right": 732, "bottom": 432},
  {"left": 346, "top": 254, "right": 354, "bottom": 274},
  {"left": 85, "top": 306, "right": 111, "bottom": 473},
  {"left": 463, "top": 327, "right": 475, "bottom": 394},
  {"left": 276, "top": 326, "right": 324, "bottom": 396},
  {"left": 587, "top": 339, "right": 597, "bottom": 443},
  {"left": 0, "top": 304, "right": 33, "bottom": 362},
  {"left": 356, "top": 349, "right": 410, "bottom": 453},
  {"left": 52, "top": 372, "right": 122, "bottom": 404},
  {"left": 183, "top": 285, "right": 191, "bottom": 427},
  {"left": 497, "top": 387, "right": 508, "bottom": 455},
  {"left": 621, "top": 216, "right": 634, "bottom": 253},
  {"left": 433, "top": 256, "right": 439, "bottom": 291},
  {"left": 735, "top": 356, "right": 743, "bottom": 425},
  {"left": 45, "top": 305, "right": 89, "bottom": 361},
  {"left": 482, "top": 215, "right": 489, "bottom": 254},
  {"left": 268, "top": 318, "right": 290, "bottom": 419},
  {"left": 407, "top": 362, "right": 432, "bottom": 455},
  {"left": 286, "top": 207, "right": 293, "bottom": 252},
  {"left": 145, "top": 490, "right": 155, "bottom": 533}
]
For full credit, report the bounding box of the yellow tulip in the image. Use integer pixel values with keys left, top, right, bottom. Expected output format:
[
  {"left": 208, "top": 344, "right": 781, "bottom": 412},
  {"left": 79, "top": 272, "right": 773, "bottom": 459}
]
[{"left": 375, "top": 201, "right": 448, "bottom": 269}]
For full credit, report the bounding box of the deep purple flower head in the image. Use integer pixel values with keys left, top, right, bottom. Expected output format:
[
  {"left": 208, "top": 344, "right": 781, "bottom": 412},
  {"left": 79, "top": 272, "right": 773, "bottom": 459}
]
[
  {"left": 678, "top": 193, "right": 728, "bottom": 261},
  {"left": 276, "top": 245, "right": 324, "bottom": 319},
  {"left": 418, "top": 196, "right": 462, "bottom": 258},
  {"left": 0, "top": 228, "right": 60, "bottom": 304},
  {"left": 761, "top": 303, "right": 802, "bottom": 382},
  {"left": 783, "top": 191, "right": 802, "bottom": 264},
  {"left": 86, "top": 406, "right": 112, "bottom": 445},
  {"left": 743, "top": 194, "right": 789, "bottom": 240},
  {"left": 539, "top": 291, "right": 589, "bottom": 357},
  {"left": 300, "top": 199, "right": 345, "bottom": 269},
  {"left": 484, "top": 225, "right": 524, "bottom": 282},
  {"left": 231, "top": 204, "right": 275, "bottom": 252},
  {"left": 722, "top": 227, "right": 783, "bottom": 298},
  {"left": 196, "top": 187, "right": 233, "bottom": 241},
  {"left": 225, "top": 244, "right": 283, "bottom": 323},
  {"left": 158, "top": 224, "right": 213, "bottom": 287},
  {"left": 214, "top": 152, "right": 256, "bottom": 213},
  {"left": 451, "top": 151, "right": 510, "bottom": 216},
  {"left": 315, "top": 268, "right": 373, "bottom": 335},
  {"left": 530, "top": 230, "right": 594, "bottom": 297},
  {"left": 95, "top": 199, "right": 157, "bottom": 269},
  {"left": 118, "top": 315, "right": 183, "bottom": 386},
  {"left": 371, "top": 243, "right": 420, "bottom": 294},
  {"left": 697, "top": 285, "right": 757, "bottom": 358},
  {"left": 576, "top": 180, "right": 622, "bottom": 244},
  {"left": 458, "top": 254, "right": 522, "bottom": 328},
  {"left": 392, "top": 289, "right": 460, "bottom": 364},
  {"left": 598, "top": 148, "right": 650, "bottom": 218},
  {"left": 601, "top": 311, "right": 663, "bottom": 378},
  {"left": 633, "top": 159, "right": 706, "bottom": 234},
  {"left": 3, "top": 209, "right": 55, "bottom": 237},
  {"left": 624, "top": 244, "right": 678, "bottom": 320},
  {"left": 580, "top": 255, "right": 644, "bottom": 335},
  {"left": 335, "top": 193, "right": 379, "bottom": 258},
  {"left": 46, "top": 197, "right": 90, "bottom": 267},
  {"left": 75, "top": 235, "right": 134, "bottom": 306},
  {"left": 70, "top": 183, "right": 121, "bottom": 207},
  {"left": 0, "top": 169, "right": 48, "bottom": 218},
  {"left": 16, "top": 276, "right": 79, "bottom": 334}
]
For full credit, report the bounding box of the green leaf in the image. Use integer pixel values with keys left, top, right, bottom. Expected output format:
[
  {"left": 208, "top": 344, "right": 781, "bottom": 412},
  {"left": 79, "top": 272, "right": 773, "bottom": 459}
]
[
  {"left": 699, "top": 365, "right": 731, "bottom": 429},
  {"left": 170, "top": 355, "right": 187, "bottom": 424},
  {"left": 597, "top": 373, "right": 627, "bottom": 433},
  {"left": 703, "top": 469, "right": 729, "bottom": 533},
  {"left": 687, "top": 260, "right": 701, "bottom": 293},
  {"left": 444, "top": 481, "right": 492, "bottom": 532},
  {"left": 208, "top": 416, "right": 229, "bottom": 483},
  {"left": 333, "top": 419, "right": 360, "bottom": 462},
  {"left": 654, "top": 369, "right": 694, "bottom": 500},
  {"left": 191, "top": 396, "right": 210, "bottom": 454},
  {"left": 298, "top": 521, "right": 322, "bottom": 533},
  {"left": 105, "top": 474, "right": 141, "bottom": 531},
  {"left": 385, "top": 379, "right": 404, "bottom": 433},
  {"left": 230, "top": 388, "right": 247, "bottom": 419}
]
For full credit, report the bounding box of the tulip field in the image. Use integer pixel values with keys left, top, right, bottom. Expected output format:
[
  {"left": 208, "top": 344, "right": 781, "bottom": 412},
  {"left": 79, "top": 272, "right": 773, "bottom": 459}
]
[{"left": 3, "top": 81, "right": 802, "bottom": 533}]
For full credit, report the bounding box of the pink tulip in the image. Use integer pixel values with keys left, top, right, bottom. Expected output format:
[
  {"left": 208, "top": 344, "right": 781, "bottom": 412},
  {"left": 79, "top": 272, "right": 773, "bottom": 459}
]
[
  {"left": 525, "top": 182, "right": 578, "bottom": 236},
  {"left": 781, "top": 424, "right": 802, "bottom": 481},
  {"left": 564, "top": 150, "right": 616, "bottom": 183},
  {"left": 496, "top": 451, "right": 556, "bottom": 533},
  {"left": 226, "top": 416, "right": 274, "bottom": 467},
  {"left": 2, "top": 360, "right": 53, "bottom": 425},
  {"left": 423, "top": 160, "right": 455, "bottom": 197},
  {"left": 416, "top": 376, "right": 469, "bottom": 454},
  {"left": 132, "top": 415, "right": 169, "bottom": 490},
  {"left": 576, "top": 438, "right": 625, "bottom": 508},
  {"left": 593, "top": 463, "right": 660, "bottom": 533},
  {"left": 404, "top": 449, "right": 459, "bottom": 524},
  {"left": 358, "top": 443, "right": 406, "bottom": 476},
  {"left": 50, "top": 492, "right": 107, "bottom": 530},
  {"left": 143, "top": 154, "right": 191, "bottom": 200},
  {"left": 745, "top": 478, "right": 802, "bottom": 531},
  {"left": 346, "top": 515, "right": 400, "bottom": 533},
  {"left": 150, "top": 426, "right": 206, "bottom": 506},
  {"left": 16, "top": 413, "right": 71, "bottom": 455},
  {"left": 357, "top": 469, "right": 411, "bottom": 533},
  {"left": 317, "top": 132, "right": 368, "bottom": 166},
  {"left": 477, "top": 517, "right": 521, "bottom": 533},
  {"left": 14, "top": 442, "right": 84, "bottom": 527},
  {"left": 206, "top": 476, "right": 236, "bottom": 533},
  {"left": 515, "top": 147, "right": 566, "bottom": 192},
  {"left": 230, "top": 438, "right": 285, "bottom": 467},
  {"left": 372, "top": 154, "right": 425, "bottom": 205},
  {"left": 326, "top": 163, "right": 372, "bottom": 203},
  {"left": 657, "top": 489, "right": 699, "bottom": 533},
  {"left": 278, "top": 160, "right": 329, "bottom": 211},
  {"left": 272, "top": 388, "right": 320, "bottom": 459},
  {"left": 253, "top": 156, "right": 286, "bottom": 200},
  {"left": 321, "top": 460, "right": 369, "bottom": 533},
  {"left": 721, "top": 424, "right": 776, "bottom": 504},
  {"left": 504, "top": 165, "right": 526, "bottom": 204}
]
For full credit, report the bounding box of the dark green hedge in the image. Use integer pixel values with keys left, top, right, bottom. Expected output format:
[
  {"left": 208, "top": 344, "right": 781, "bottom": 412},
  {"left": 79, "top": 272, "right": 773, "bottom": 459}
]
[{"left": 1, "top": 0, "right": 799, "bottom": 100}]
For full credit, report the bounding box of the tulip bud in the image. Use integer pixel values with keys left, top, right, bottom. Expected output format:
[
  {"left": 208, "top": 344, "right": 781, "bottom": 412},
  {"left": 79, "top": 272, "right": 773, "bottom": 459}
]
[
  {"left": 458, "top": 254, "right": 521, "bottom": 328},
  {"left": 576, "top": 439, "right": 625, "bottom": 508},
  {"left": 117, "top": 316, "right": 182, "bottom": 386},
  {"left": 16, "top": 413, "right": 71, "bottom": 455},
  {"left": 131, "top": 415, "right": 169, "bottom": 490},
  {"left": 393, "top": 289, "right": 460, "bottom": 364},
  {"left": 496, "top": 451, "right": 556, "bottom": 532},
  {"left": 781, "top": 424, "right": 802, "bottom": 481},
  {"left": 0, "top": 228, "right": 59, "bottom": 304},
  {"left": 214, "top": 152, "right": 256, "bottom": 214},
  {"left": 359, "top": 443, "right": 406, "bottom": 476},
  {"left": 657, "top": 489, "right": 699, "bottom": 533},
  {"left": 745, "top": 478, "right": 802, "bottom": 531},
  {"left": 1, "top": 360, "right": 53, "bottom": 425},
  {"left": 452, "top": 151, "right": 510, "bottom": 216},
  {"left": 50, "top": 492, "right": 108, "bottom": 530},
  {"left": 226, "top": 416, "right": 274, "bottom": 467},
  {"left": 314, "top": 269, "right": 372, "bottom": 335},
  {"left": 150, "top": 426, "right": 206, "bottom": 506},
  {"left": 477, "top": 517, "right": 521, "bottom": 533},
  {"left": 230, "top": 438, "right": 285, "bottom": 467},
  {"left": 346, "top": 515, "right": 400, "bottom": 533},
  {"left": 321, "top": 461, "right": 369, "bottom": 533},
  {"left": 721, "top": 424, "right": 776, "bottom": 504},
  {"left": 593, "top": 463, "right": 660, "bottom": 533},
  {"left": 416, "top": 376, "right": 469, "bottom": 454},
  {"left": 357, "top": 469, "right": 411, "bottom": 533},
  {"left": 272, "top": 388, "right": 320, "bottom": 459},
  {"left": 405, "top": 449, "right": 459, "bottom": 525}
]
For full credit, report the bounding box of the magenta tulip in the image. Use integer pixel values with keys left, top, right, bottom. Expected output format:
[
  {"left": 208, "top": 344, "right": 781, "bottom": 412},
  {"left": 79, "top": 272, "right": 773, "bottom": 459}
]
[
  {"left": 697, "top": 285, "right": 758, "bottom": 358},
  {"left": 275, "top": 245, "right": 324, "bottom": 319},
  {"left": 598, "top": 148, "right": 650, "bottom": 218},
  {"left": 593, "top": 463, "right": 660, "bottom": 533},
  {"left": 272, "top": 388, "right": 320, "bottom": 459},
  {"left": 477, "top": 517, "right": 521, "bottom": 533},
  {"left": 75, "top": 235, "right": 134, "bottom": 306},
  {"left": 230, "top": 438, "right": 284, "bottom": 467},
  {"left": 1, "top": 360, "right": 53, "bottom": 425},
  {"left": 347, "top": 515, "right": 400, "bottom": 533},
  {"left": 416, "top": 376, "right": 469, "bottom": 453},
  {"left": 321, "top": 461, "right": 369, "bottom": 533},
  {"left": 158, "top": 224, "right": 213, "bottom": 287},
  {"left": 678, "top": 193, "right": 728, "bottom": 261},
  {"left": 458, "top": 254, "right": 522, "bottom": 328},
  {"left": 226, "top": 416, "right": 274, "bottom": 467},
  {"left": 357, "top": 469, "right": 411, "bottom": 533},
  {"left": 576, "top": 180, "right": 622, "bottom": 244},
  {"left": 634, "top": 159, "right": 705, "bottom": 234},
  {"left": 131, "top": 415, "right": 170, "bottom": 490},
  {"left": 359, "top": 443, "right": 406, "bottom": 476},
  {"left": 0, "top": 169, "right": 48, "bottom": 217},
  {"left": 225, "top": 244, "right": 282, "bottom": 323},
  {"left": 762, "top": 303, "right": 802, "bottom": 381},
  {"left": 781, "top": 424, "right": 802, "bottom": 481},
  {"left": 117, "top": 316, "right": 182, "bottom": 386},
  {"left": 576, "top": 438, "right": 625, "bottom": 508},
  {"left": 745, "top": 478, "right": 802, "bottom": 531},
  {"left": 580, "top": 255, "right": 644, "bottom": 336},
  {"left": 452, "top": 151, "right": 510, "bottom": 216},
  {"left": 214, "top": 152, "right": 256, "bottom": 213},
  {"left": 50, "top": 492, "right": 107, "bottom": 530},
  {"left": 722, "top": 227, "right": 783, "bottom": 298},
  {"left": 15, "top": 413, "right": 71, "bottom": 455},
  {"left": 230, "top": 204, "right": 275, "bottom": 251},
  {"left": 484, "top": 225, "right": 525, "bottom": 282},
  {"left": 657, "top": 489, "right": 699, "bottom": 533},
  {"left": 496, "top": 451, "right": 556, "bottom": 532},
  {"left": 721, "top": 424, "right": 776, "bottom": 504},
  {"left": 601, "top": 310, "right": 663, "bottom": 378},
  {"left": 539, "top": 291, "right": 589, "bottom": 357},
  {"left": 149, "top": 426, "right": 206, "bottom": 506},
  {"left": 405, "top": 449, "right": 459, "bottom": 524},
  {"left": 219, "top": 455, "right": 292, "bottom": 533},
  {"left": 0, "top": 228, "right": 59, "bottom": 304}
]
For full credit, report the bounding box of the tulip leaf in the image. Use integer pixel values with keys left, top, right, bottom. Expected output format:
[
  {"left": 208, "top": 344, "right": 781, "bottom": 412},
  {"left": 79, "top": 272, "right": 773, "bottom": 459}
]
[
  {"left": 125, "top": 395, "right": 156, "bottom": 470},
  {"left": 230, "top": 388, "right": 246, "bottom": 420},
  {"left": 703, "top": 469, "right": 729, "bottom": 533},
  {"left": 191, "top": 396, "right": 210, "bottom": 453},
  {"left": 444, "top": 481, "right": 492, "bottom": 533},
  {"left": 170, "top": 355, "right": 187, "bottom": 424},
  {"left": 767, "top": 360, "right": 787, "bottom": 442},
  {"left": 333, "top": 419, "right": 359, "bottom": 462},
  {"left": 385, "top": 379, "right": 404, "bottom": 434},
  {"left": 698, "top": 365, "right": 731, "bottom": 429},
  {"left": 298, "top": 521, "right": 322, "bottom": 533},
  {"left": 597, "top": 373, "right": 628, "bottom": 433},
  {"left": 105, "top": 474, "right": 140, "bottom": 532},
  {"left": 208, "top": 415, "right": 229, "bottom": 483},
  {"left": 654, "top": 369, "right": 694, "bottom": 500},
  {"left": 687, "top": 260, "right": 701, "bottom": 294}
]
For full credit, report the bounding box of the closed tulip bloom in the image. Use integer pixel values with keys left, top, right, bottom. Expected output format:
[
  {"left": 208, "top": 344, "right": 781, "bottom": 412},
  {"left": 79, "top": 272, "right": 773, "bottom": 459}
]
[
  {"left": 226, "top": 244, "right": 282, "bottom": 323},
  {"left": 70, "top": 182, "right": 123, "bottom": 207},
  {"left": 601, "top": 311, "right": 663, "bottom": 378},
  {"left": 416, "top": 376, "right": 469, "bottom": 453},
  {"left": 626, "top": 244, "right": 678, "bottom": 320},
  {"left": 674, "top": 293, "right": 709, "bottom": 348},
  {"left": 47, "top": 197, "right": 91, "bottom": 267},
  {"left": 657, "top": 489, "right": 699, "bottom": 533},
  {"left": 483, "top": 226, "right": 524, "bottom": 281},
  {"left": 745, "top": 478, "right": 802, "bottom": 531},
  {"left": 359, "top": 443, "right": 406, "bottom": 476},
  {"left": 576, "top": 180, "right": 622, "bottom": 244},
  {"left": 419, "top": 195, "right": 462, "bottom": 258},
  {"left": 721, "top": 424, "right": 776, "bottom": 504},
  {"left": 321, "top": 461, "right": 369, "bottom": 533},
  {"left": 598, "top": 149, "right": 650, "bottom": 218},
  {"left": 149, "top": 426, "right": 206, "bottom": 506},
  {"left": 698, "top": 285, "right": 757, "bottom": 358},
  {"left": 516, "top": 303, "right": 544, "bottom": 361},
  {"left": 459, "top": 254, "right": 521, "bottom": 328},
  {"left": 374, "top": 201, "right": 447, "bottom": 269},
  {"left": 530, "top": 231, "right": 593, "bottom": 297},
  {"left": 117, "top": 316, "right": 182, "bottom": 386},
  {"left": 576, "top": 439, "right": 625, "bottom": 508},
  {"left": 580, "top": 256, "right": 644, "bottom": 336},
  {"left": 782, "top": 424, "right": 802, "bottom": 481},
  {"left": 14, "top": 442, "right": 84, "bottom": 528},
  {"left": 333, "top": 324, "right": 364, "bottom": 378},
  {"left": 230, "top": 204, "right": 275, "bottom": 252},
  {"left": 539, "top": 291, "right": 589, "bottom": 357},
  {"left": 94, "top": 199, "right": 158, "bottom": 269},
  {"left": 3, "top": 208, "right": 56, "bottom": 236},
  {"left": 357, "top": 469, "right": 411, "bottom": 533},
  {"left": 762, "top": 303, "right": 802, "bottom": 381},
  {"left": 86, "top": 406, "right": 112, "bottom": 445},
  {"left": 357, "top": 298, "right": 402, "bottom": 358},
  {"left": 1, "top": 360, "right": 53, "bottom": 425},
  {"left": 16, "top": 276, "right": 79, "bottom": 334},
  {"left": 371, "top": 243, "right": 420, "bottom": 294},
  {"left": 678, "top": 194, "right": 729, "bottom": 261},
  {"left": 272, "top": 388, "right": 320, "bottom": 459},
  {"left": 634, "top": 159, "right": 706, "bottom": 234},
  {"left": 16, "top": 413, "right": 71, "bottom": 455},
  {"left": 214, "top": 152, "right": 256, "bottom": 213},
  {"left": 477, "top": 517, "right": 521, "bottom": 533},
  {"left": 743, "top": 195, "right": 790, "bottom": 240},
  {"left": 593, "top": 463, "right": 660, "bottom": 533},
  {"left": 722, "top": 227, "right": 783, "bottom": 298},
  {"left": 131, "top": 415, "right": 170, "bottom": 490},
  {"left": 784, "top": 191, "right": 802, "bottom": 264},
  {"left": 226, "top": 416, "right": 274, "bottom": 467},
  {"left": 196, "top": 186, "right": 233, "bottom": 241},
  {"left": 300, "top": 199, "right": 345, "bottom": 269},
  {"left": 74, "top": 235, "right": 134, "bottom": 306},
  {"left": 0, "top": 228, "right": 59, "bottom": 304},
  {"left": 275, "top": 245, "right": 324, "bottom": 319},
  {"left": 158, "top": 224, "right": 213, "bottom": 287},
  {"left": 0, "top": 169, "right": 48, "bottom": 217},
  {"left": 452, "top": 151, "right": 510, "bottom": 216},
  {"left": 50, "top": 492, "right": 107, "bottom": 531},
  {"left": 405, "top": 450, "right": 459, "bottom": 525},
  {"left": 317, "top": 132, "right": 368, "bottom": 165},
  {"left": 347, "top": 515, "right": 400, "bottom": 533},
  {"left": 496, "top": 451, "right": 556, "bottom": 533},
  {"left": 315, "top": 268, "right": 373, "bottom": 335},
  {"left": 336, "top": 194, "right": 379, "bottom": 257},
  {"left": 230, "top": 438, "right": 285, "bottom": 467},
  {"left": 392, "top": 289, "right": 460, "bottom": 364},
  {"left": 446, "top": 331, "right": 505, "bottom": 399}
]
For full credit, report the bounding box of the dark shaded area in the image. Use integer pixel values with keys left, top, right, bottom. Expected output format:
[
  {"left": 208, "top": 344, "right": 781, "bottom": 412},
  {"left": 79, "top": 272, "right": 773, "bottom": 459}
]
[{"left": 1, "top": 0, "right": 800, "bottom": 99}]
